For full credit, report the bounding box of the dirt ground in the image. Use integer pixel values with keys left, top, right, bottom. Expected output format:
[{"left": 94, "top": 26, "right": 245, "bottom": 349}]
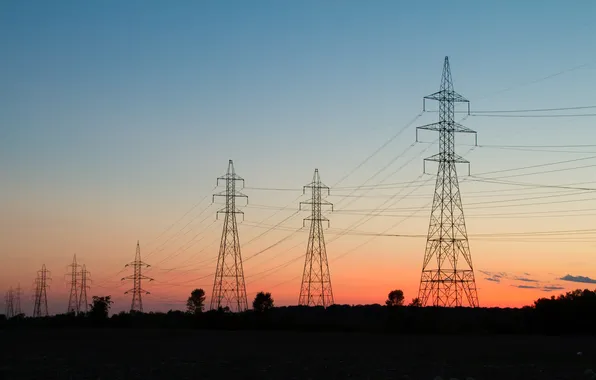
[{"left": 1, "top": 329, "right": 595, "bottom": 379}]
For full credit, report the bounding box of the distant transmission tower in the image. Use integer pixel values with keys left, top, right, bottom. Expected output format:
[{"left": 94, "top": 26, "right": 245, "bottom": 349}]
[
  {"left": 79, "top": 265, "right": 90, "bottom": 313},
  {"left": 210, "top": 160, "right": 249, "bottom": 312},
  {"left": 33, "top": 264, "right": 51, "bottom": 317},
  {"left": 122, "top": 241, "right": 153, "bottom": 312},
  {"left": 416, "top": 56, "right": 479, "bottom": 307},
  {"left": 298, "top": 169, "right": 335, "bottom": 307},
  {"left": 4, "top": 288, "right": 14, "bottom": 318},
  {"left": 14, "top": 284, "right": 22, "bottom": 316},
  {"left": 66, "top": 254, "right": 79, "bottom": 314}
]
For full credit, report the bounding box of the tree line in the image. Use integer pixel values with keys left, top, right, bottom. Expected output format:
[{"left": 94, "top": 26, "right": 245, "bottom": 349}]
[{"left": 2, "top": 288, "right": 596, "bottom": 335}]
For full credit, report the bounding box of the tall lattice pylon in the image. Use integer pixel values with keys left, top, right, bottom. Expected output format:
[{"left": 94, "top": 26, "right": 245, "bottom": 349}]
[
  {"left": 416, "top": 56, "right": 479, "bottom": 307},
  {"left": 5, "top": 288, "right": 14, "bottom": 318},
  {"left": 298, "top": 169, "right": 334, "bottom": 307},
  {"left": 122, "top": 241, "right": 153, "bottom": 312},
  {"left": 33, "top": 264, "right": 51, "bottom": 317},
  {"left": 66, "top": 254, "right": 79, "bottom": 314},
  {"left": 210, "top": 160, "right": 248, "bottom": 312},
  {"left": 79, "top": 265, "right": 90, "bottom": 313}
]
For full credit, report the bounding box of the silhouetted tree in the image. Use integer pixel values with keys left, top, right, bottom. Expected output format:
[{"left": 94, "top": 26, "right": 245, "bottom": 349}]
[
  {"left": 89, "top": 296, "right": 113, "bottom": 319},
  {"left": 408, "top": 297, "right": 421, "bottom": 307},
  {"left": 385, "top": 289, "right": 404, "bottom": 306},
  {"left": 186, "top": 288, "right": 206, "bottom": 315},
  {"left": 253, "top": 291, "right": 274, "bottom": 312}
]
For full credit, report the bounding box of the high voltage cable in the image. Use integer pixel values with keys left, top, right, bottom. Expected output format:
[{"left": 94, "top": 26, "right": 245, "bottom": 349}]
[
  {"left": 143, "top": 187, "right": 216, "bottom": 252},
  {"left": 476, "top": 146, "right": 596, "bottom": 155},
  {"left": 242, "top": 210, "right": 301, "bottom": 248},
  {"left": 331, "top": 187, "right": 587, "bottom": 200},
  {"left": 247, "top": 183, "right": 596, "bottom": 213},
  {"left": 332, "top": 141, "right": 420, "bottom": 208},
  {"left": 473, "top": 60, "right": 596, "bottom": 101},
  {"left": 471, "top": 105, "right": 596, "bottom": 113},
  {"left": 145, "top": 202, "right": 216, "bottom": 259},
  {"left": 480, "top": 144, "right": 596, "bottom": 149},
  {"left": 473, "top": 154, "right": 596, "bottom": 177},
  {"left": 150, "top": 219, "right": 219, "bottom": 267},
  {"left": 471, "top": 113, "right": 596, "bottom": 118},
  {"left": 237, "top": 215, "right": 596, "bottom": 237},
  {"left": 346, "top": 227, "right": 596, "bottom": 239},
  {"left": 468, "top": 177, "right": 596, "bottom": 192},
  {"left": 425, "top": 105, "right": 596, "bottom": 114},
  {"left": 243, "top": 178, "right": 596, "bottom": 195},
  {"left": 243, "top": 227, "right": 304, "bottom": 263},
  {"left": 330, "top": 113, "right": 423, "bottom": 188},
  {"left": 334, "top": 140, "right": 438, "bottom": 211},
  {"left": 479, "top": 163, "right": 596, "bottom": 180},
  {"left": 418, "top": 140, "right": 596, "bottom": 155}
]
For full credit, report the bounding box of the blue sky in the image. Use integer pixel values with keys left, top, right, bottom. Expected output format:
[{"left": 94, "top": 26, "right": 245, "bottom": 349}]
[{"left": 1, "top": 1, "right": 596, "bottom": 312}]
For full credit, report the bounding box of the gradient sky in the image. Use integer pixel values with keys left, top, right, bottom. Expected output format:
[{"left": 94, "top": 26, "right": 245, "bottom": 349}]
[{"left": 2, "top": 0, "right": 596, "bottom": 314}]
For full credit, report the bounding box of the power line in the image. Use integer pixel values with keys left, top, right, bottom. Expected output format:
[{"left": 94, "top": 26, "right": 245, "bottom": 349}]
[
  {"left": 144, "top": 187, "right": 216, "bottom": 257},
  {"left": 474, "top": 60, "right": 596, "bottom": 101},
  {"left": 471, "top": 105, "right": 596, "bottom": 113},
  {"left": 473, "top": 155, "right": 596, "bottom": 177},
  {"left": 471, "top": 113, "right": 596, "bottom": 118},
  {"left": 331, "top": 113, "right": 423, "bottom": 188}
]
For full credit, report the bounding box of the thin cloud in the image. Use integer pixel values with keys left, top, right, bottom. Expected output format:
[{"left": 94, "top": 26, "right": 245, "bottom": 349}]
[
  {"left": 560, "top": 274, "right": 596, "bottom": 284},
  {"left": 514, "top": 276, "right": 539, "bottom": 283},
  {"left": 480, "top": 270, "right": 508, "bottom": 283},
  {"left": 511, "top": 285, "right": 539, "bottom": 289},
  {"left": 542, "top": 285, "right": 565, "bottom": 292}
]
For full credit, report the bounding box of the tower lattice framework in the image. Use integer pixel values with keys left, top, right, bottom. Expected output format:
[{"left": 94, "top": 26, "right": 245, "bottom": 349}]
[
  {"left": 14, "top": 284, "right": 22, "bottom": 316},
  {"left": 210, "top": 160, "right": 248, "bottom": 312},
  {"left": 416, "top": 56, "right": 479, "bottom": 307},
  {"left": 79, "top": 265, "right": 90, "bottom": 313},
  {"left": 298, "top": 169, "right": 334, "bottom": 307},
  {"left": 5, "top": 288, "right": 14, "bottom": 318},
  {"left": 67, "top": 254, "right": 79, "bottom": 313},
  {"left": 122, "top": 241, "right": 153, "bottom": 312},
  {"left": 33, "top": 264, "right": 50, "bottom": 317}
]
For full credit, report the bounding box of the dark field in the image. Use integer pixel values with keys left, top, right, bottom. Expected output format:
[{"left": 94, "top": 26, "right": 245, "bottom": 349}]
[{"left": 1, "top": 329, "right": 596, "bottom": 379}]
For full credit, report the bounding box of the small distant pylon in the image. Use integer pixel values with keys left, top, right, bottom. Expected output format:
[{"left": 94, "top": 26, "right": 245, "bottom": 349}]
[
  {"left": 298, "top": 169, "right": 335, "bottom": 307},
  {"left": 33, "top": 264, "right": 51, "bottom": 317},
  {"left": 122, "top": 241, "right": 153, "bottom": 312},
  {"left": 4, "top": 288, "right": 14, "bottom": 318},
  {"left": 66, "top": 254, "right": 79, "bottom": 314},
  {"left": 210, "top": 160, "right": 249, "bottom": 312},
  {"left": 78, "top": 265, "right": 90, "bottom": 313},
  {"left": 14, "top": 284, "right": 22, "bottom": 316}
]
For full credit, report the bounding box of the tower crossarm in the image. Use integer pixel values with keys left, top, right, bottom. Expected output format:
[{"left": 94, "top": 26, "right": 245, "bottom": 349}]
[
  {"left": 124, "top": 261, "right": 151, "bottom": 268},
  {"left": 416, "top": 121, "right": 477, "bottom": 136},
  {"left": 423, "top": 90, "right": 470, "bottom": 104}
]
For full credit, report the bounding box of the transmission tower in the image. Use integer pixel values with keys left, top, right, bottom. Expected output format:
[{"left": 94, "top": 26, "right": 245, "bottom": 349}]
[
  {"left": 122, "top": 241, "right": 153, "bottom": 312},
  {"left": 298, "top": 169, "right": 335, "bottom": 307},
  {"left": 66, "top": 254, "right": 79, "bottom": 314},
  {"left": 4, "top": 288, "right": 14, "bottom": 318},
  {"left": 33, "top": 264, "right": 51, "bottom": 317},
  {"left": 79, "top": 265, "right": 90, "bottom": 313},
  {"left": 14, "top": 284, "right": 22, "bottom": 316},
  {"left": 210, "top": 160, "right": 249, "bottom": 312},
  {"left": 415, "top": 56, "right": 479, "bottom": 307}
]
